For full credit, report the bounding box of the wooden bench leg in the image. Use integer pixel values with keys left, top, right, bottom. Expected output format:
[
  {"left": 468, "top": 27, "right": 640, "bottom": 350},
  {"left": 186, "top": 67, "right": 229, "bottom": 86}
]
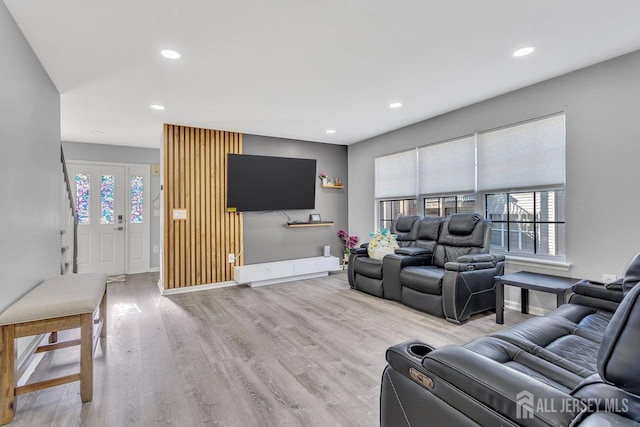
[
  {"left": 79, "top": 314, "right": 93, "bottom": 403},
  {"left": 100, "top": 290, "right": 107, "bottom": 339},
  {"left": 49, "top": 331, "right": 58, "bottom": 344},
  {"left": 0, "top": 325, "right": 15, "bottom": 425}
]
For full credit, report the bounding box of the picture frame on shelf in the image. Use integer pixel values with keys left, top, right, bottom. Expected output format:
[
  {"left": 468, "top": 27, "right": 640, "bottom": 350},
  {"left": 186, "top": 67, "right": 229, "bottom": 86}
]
[{"left": 309, "top": 214, "right": 321, "bottom": 222}]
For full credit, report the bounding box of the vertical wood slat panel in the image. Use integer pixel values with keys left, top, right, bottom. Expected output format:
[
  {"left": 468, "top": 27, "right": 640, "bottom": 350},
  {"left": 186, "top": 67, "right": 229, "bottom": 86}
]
[
  {"left": 179, "top": 126, "right": 186, "bottom": 287},
  {"left": 205, "top": 130, "right": 212, "bottom": 284},
  {"left": 184, "top": 126, "right": 191, "bottom": 287},
  {"left": 162, "top": 124, "right": 242, "bottom": 289},
  {"left": 214, "top": 130, "right": 221, "bottom": 281},
  {"left": 195, "top": 128, "right": 202, "bottom": 284},
  {"left": 164, "top": 125, "right": 172, "bottom": 288}
]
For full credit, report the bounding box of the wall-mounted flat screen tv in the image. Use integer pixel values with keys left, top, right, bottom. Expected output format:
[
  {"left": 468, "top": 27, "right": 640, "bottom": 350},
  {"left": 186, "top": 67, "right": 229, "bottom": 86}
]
[{"left": 227, "top": 154, "right": 316, "bottom": 212}]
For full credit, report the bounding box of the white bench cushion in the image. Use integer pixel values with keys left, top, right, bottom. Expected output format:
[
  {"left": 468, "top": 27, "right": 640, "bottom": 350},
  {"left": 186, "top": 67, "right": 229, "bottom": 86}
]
[{"left": 0, "top": 273, "right": 107, "bottom": 326}]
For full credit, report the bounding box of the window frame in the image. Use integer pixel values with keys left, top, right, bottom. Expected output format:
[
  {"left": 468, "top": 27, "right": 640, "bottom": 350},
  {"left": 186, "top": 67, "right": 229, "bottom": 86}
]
[
  {"left": 377, "top": 198, "right": 419, "bottom": 231},
  {"left": 485, "top": 188, "right": 566, "bottom": 260},
  {"left": 373, "top": 113, "right": 566, "bottom": 261}
]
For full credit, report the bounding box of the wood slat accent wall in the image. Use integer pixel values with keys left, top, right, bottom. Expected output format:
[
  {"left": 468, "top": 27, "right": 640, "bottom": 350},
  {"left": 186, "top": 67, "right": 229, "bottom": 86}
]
[{"left": 163, "top": 124, "right": 243, "bottom": 289}]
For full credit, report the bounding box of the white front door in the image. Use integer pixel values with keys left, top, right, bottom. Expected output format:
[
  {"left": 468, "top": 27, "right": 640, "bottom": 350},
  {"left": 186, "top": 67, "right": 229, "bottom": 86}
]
[{"left": 69, "top": 164, "right": 126, "bottom": 275}]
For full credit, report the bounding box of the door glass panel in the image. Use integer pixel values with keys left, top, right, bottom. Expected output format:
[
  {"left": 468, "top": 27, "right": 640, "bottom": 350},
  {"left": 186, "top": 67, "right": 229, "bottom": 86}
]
[
  {"left": 75, "top": 173, "right": 90, "bottom": 225},
  {"left": 100, "top": 175, "right": 115, "bottom": 224},
  {"left": 130, "top": 176, "right": 144, "bottom": 223}
]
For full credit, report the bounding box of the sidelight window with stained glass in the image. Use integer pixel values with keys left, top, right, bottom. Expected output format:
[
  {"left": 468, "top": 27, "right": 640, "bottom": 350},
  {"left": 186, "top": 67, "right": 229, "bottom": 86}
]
[
  {"left": 100, "top": 175, "right": 115, "bottom": 224},
  {"left": 75, "top": 173, "right": 90, "bottom": 225},
  {"left": 130, "top": 176, "right": 144, "bottom": 223}
]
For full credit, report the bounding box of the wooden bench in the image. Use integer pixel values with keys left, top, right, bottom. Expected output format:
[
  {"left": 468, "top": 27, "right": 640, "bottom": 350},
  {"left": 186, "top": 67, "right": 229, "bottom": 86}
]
[{"left": 0, "top": 273, "right": 107, "bottom": 425}]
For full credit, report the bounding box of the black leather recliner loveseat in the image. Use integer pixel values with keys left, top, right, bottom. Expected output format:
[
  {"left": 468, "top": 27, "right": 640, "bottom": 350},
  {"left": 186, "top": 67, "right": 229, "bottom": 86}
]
[
  {"left": 348, "top": 213, "right": 505, "bottom": 324},
  {"left": 380, "top": 253, "right": 640, "bottom": 427}
]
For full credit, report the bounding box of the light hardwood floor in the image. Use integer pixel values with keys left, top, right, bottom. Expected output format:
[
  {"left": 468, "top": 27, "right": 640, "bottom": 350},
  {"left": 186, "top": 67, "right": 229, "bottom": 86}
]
[{"left": 10, "top": 272, "right": 530, "bottom": 426}]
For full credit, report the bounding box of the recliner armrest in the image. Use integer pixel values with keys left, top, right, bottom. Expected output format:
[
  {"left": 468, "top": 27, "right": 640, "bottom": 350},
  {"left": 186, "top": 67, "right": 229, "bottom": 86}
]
[
  {"left": 444, "top": 254, "right": 504, "bottom": 272},
  {"left": 423, "top": 345, "right": 583, "bottom": 426},
  {"left": 572, "top": 279, "right": 624, "bottom": 304},
  {"left": 382, "top": 253, "right": 433, "bottom": 301},
  {"left": 394, "top": 247, "right": 432, "bottom": 256},
  {"left": 456, "top": 254, "right": 500, "bottom": 263},
  {"left": 350, "top": 246, "right": 368, "bottom": 255}
]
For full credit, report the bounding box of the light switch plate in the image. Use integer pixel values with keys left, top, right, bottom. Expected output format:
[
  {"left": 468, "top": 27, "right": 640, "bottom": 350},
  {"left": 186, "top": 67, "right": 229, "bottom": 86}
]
[{"left": 172, "top": 209, "right": 187, "bottom": 220}]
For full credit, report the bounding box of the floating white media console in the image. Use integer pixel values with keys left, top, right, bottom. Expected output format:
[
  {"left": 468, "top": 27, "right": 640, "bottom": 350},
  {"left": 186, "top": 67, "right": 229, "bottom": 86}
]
[{"left": 234, "top": 256, "right": 340, "bottom": 287}]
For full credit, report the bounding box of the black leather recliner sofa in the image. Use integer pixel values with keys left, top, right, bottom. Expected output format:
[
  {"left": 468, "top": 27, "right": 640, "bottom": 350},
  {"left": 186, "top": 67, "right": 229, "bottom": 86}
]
[
  {"left": 380, "top": 253, "right": 640, "bottom": 426},
  {"left": 349, "top": 213, "right": 505, "bottom": 324},
  {"left": 348, "top": 215, "right": 422, "bottom": 297}
]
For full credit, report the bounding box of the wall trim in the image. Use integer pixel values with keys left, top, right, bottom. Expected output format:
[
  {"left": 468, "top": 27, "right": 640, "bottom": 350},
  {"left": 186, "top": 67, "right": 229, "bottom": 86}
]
[
  {"left": 505, "top": 256, "right": 572, "bottom": 272},
  {"left": 161, "top": 280, "right": 238, "bottom": 296},
  {"left": 148, "top": 267, "right": 160, "bottom": 273}
]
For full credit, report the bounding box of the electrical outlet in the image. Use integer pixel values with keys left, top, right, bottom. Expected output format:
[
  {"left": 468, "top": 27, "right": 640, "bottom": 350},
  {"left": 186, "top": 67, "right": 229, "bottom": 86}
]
[
  {"left": 228, "top": 253, "right": 235, "bottom": 263},
  {"left": 153, "top": 246, "right": 159, "bottom": 253},
  {"left": 603, "top": 274, "right": 617, "bottom": 284}
]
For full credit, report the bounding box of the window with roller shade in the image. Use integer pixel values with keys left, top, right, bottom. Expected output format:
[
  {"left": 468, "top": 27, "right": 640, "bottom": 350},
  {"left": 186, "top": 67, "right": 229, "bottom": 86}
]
[
  {"left": 477, "top": 114, "right": 565, "bottom": 191},
  {"left": 374, "top": 113, "right": 565, "bottom": 259},
  {"left": 374, "top": 149, "right": 417, "bottom": 199},
  {"left": 375, "top": 149, "right": 419, "bottom": 231},
  {"left": 479, "top": 114, "right": 566, "bottom": 257}
]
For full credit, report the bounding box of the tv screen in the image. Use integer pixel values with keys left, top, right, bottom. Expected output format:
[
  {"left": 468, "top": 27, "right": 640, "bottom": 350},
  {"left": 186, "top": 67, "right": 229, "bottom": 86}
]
[{"left": 227, "top": 154, "right": 316, "bottom": 212}]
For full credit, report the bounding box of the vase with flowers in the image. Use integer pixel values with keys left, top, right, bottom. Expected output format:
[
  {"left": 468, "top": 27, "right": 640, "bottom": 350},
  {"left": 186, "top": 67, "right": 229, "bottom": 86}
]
[
  {"left": 319, "top": 172, "right": 328, "bottom": 185},
  {"left": 338, "top": 230, "right": 359, "bottom": 262}
]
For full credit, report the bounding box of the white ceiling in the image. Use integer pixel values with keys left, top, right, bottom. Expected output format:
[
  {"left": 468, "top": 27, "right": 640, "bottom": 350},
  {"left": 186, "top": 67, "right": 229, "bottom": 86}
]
[{"left": 5, "top": 1, "right": 640, "bottom": 148}]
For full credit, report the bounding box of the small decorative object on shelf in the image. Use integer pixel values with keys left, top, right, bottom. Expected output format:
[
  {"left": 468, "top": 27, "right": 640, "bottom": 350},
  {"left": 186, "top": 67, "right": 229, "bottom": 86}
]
[
  {"left": 338, "top": 229, "right": 359, "bottom": 262},
  {"left": 335, "top": 177, "right": 342, "bottom": 185},
  {"left": 319, "top": 172, "right": 328, "bottom": 185}
]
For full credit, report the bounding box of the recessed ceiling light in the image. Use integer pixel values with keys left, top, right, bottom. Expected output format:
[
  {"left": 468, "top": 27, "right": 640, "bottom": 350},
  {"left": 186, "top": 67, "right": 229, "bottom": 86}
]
[
  {"left": 150, "top": 104, "right": 166, "bottom": 110},
  {"left": 513, "top": 46, "right": 535, "bottom": 57},
  {"left": 90, "top": 130, "right": 104, "bottom": 135},
  {"left": 160, "top": 49, "right": 181, "bottom": 59},
  {"left": 389, "top": 102, "right": 403, "bottom": 109},
  {"left": 326, "top": 129, "right": 336, "bottom": 134}
]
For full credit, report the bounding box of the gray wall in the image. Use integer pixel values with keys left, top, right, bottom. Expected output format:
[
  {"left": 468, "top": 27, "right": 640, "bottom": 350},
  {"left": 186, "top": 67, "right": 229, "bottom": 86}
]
[
  {"left": 243, "top": 135, "right": 348, "bottom": 263},
  {"left": 349, "top": 49, "right": 640, "bottom": 290},
  {"left": 62, "top": 141, "right": 161, "bottom": 269},
  {"left": 0, "top": 2, "right": 61, "bottom": 312}
]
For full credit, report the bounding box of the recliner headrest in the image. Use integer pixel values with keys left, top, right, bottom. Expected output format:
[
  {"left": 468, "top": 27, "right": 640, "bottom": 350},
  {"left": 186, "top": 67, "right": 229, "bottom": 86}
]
[
  {"left": 417, "top": 216, "right": 443, "bottom": 241},
  {"left": 622, "top": 253, "right": 640, "bottom": 294},
  {"left": 393, "top": 215, "right": 420, "bottom": 233},
  {"left": 597, "top": 283, "right": 640, "bottom": 395},
  {"left": 448, "top": 213, "right": 482, "bottom": 236}
]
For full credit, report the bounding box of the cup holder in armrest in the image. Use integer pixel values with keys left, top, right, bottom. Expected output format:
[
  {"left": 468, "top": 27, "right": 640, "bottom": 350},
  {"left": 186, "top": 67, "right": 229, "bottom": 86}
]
[
  {"left": 408, "top": 343, "right": 434, "bottom": 358},
  {"left": 386, "top": 340, "right": 436, "bottom": 376}
]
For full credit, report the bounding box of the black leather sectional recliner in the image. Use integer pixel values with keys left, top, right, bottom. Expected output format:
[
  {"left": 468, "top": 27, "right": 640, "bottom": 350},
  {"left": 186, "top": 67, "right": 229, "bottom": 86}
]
[
  {"left": 347, "top": 215, "right": 422, "bottom": 298},
  {"left": 348, "top": 213, "right": 505, "bottom": 324},
  {"left": 381, "top": 253, "right": 640, "bottom": 427}
]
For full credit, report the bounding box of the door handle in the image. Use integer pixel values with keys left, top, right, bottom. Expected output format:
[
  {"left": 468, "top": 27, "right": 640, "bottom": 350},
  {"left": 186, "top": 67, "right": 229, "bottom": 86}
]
[{"left": 113, "top": 226, "right": 124, "bottom": 231}]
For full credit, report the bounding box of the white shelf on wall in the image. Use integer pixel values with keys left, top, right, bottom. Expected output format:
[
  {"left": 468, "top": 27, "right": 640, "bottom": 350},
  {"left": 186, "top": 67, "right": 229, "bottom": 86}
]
[{"left": 234, "top": 256, "right": 340, "bottom": 287}]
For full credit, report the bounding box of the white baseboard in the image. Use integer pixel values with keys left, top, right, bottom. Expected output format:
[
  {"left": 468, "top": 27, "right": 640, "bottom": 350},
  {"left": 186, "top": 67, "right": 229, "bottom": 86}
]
[
  {"left": 148, "top": 267, "right": 160, "bottom": 273},
  {"left": 161, "top": 280, "right": 238, "bottom": 296}
]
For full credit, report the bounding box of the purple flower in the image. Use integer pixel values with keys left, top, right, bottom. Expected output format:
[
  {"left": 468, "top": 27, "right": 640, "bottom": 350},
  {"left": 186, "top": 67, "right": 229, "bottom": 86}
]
[{"left": 338, "top": 230, "right": 359, "bottom": 251}]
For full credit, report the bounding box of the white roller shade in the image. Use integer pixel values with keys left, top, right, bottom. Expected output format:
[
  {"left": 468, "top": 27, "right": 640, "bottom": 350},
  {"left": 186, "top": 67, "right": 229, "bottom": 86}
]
[
  {"left": 478, "top": 114, "right": 565, "bottom": 191},
  {"left": 374, "top": 149, "right": 417, "bottom": 198},
  {"left": 418, "top": 136, "right": 475, "bottom": 195}
]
